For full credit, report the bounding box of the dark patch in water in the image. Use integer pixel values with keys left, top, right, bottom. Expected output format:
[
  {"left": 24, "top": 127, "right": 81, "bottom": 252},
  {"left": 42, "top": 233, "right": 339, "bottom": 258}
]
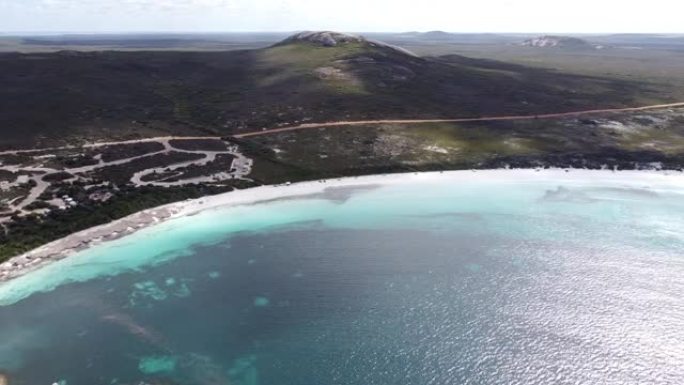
[
  {"left": 590, "top": 186, "right": 660, "bottom": 197},
  {"left": 539, "top": 186, "right": 598, "bottom": 203},
  {"left": 252, "top": 184, "right": 381, "bottom": 205}
]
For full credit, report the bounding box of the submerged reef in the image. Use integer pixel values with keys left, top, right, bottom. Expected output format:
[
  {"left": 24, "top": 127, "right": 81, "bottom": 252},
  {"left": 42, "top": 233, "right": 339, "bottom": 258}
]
[
  {"left": 138, "top": 356, "right": 178, "bottom": 375},
  {"left": 129, "top": 278, "right": 192, "bottom": 307},
  {"left": 228, "top": 355, "right": 258, "bottom": 385},
  {"left": 253, "top": 297, "right": 270, "bottom": 307},
  {"left": 136, "top": 353, "right": 257, "bottom": 385},
  {"left": 178, "top": 353, "right": 235, "bottom": 385}
]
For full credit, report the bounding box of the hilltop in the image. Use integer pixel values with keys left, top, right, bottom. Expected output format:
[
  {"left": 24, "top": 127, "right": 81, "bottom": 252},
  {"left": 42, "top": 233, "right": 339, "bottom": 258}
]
[
  {"left": 273, "top": 30, "right": 418, "bottom": 56},
  {"left": 275, "top": 31, "right": 366, "bottom": 47}
]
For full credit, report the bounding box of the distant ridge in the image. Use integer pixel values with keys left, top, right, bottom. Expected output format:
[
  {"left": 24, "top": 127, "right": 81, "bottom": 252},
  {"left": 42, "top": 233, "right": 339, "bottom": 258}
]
[{"left": 421, "top": 31, "right": 455, "bottom": 40}]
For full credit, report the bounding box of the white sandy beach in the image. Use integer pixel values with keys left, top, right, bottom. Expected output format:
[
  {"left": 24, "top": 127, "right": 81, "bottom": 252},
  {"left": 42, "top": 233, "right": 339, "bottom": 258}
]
[{"left": 1, "top": 168, "right": 683, "bottom": 283}]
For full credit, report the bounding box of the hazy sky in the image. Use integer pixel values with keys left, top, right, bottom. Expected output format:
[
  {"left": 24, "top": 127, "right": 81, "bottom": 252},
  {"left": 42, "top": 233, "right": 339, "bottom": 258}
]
[{"left": 1, "top": 0, "right": 682, "bottom": 34}]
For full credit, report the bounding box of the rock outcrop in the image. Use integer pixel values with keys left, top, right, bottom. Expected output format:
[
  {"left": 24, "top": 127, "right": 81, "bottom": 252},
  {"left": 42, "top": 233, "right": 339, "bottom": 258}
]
[
  {"left": 278, "top": 31, "right": 366, "bottom": 47},
  {"left": 274, "top": 31, "right": 419, "bottom": 57},
  {"left": 522, "top": 35, "right": 596, "bottom": 49}
]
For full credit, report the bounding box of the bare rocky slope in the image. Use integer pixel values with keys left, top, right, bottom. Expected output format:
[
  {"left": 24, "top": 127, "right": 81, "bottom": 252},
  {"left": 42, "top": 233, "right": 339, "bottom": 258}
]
[{"left": 276, "top": 31, "right": 367, "bottom": 47}]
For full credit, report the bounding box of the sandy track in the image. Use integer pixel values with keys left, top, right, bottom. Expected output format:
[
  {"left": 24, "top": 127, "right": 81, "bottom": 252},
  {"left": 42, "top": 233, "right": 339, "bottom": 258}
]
[
  {"left": 0, "top": 136, "right": 222, "bottom": 156},
  {"left": 1, "top": 138, "right": 251, "bottom": 216}
]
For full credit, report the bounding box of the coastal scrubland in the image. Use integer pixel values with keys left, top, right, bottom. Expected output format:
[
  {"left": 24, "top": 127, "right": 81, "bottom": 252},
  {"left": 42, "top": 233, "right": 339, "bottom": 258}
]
[
  {"left": 235, "top": 109, "right": 684, "bottom": 184},
  {"left": 1, "top": 32, "right": 684, "bottom": 262},
  {"left": 0, "top": 34, "right": 672, "bottom": 148}
]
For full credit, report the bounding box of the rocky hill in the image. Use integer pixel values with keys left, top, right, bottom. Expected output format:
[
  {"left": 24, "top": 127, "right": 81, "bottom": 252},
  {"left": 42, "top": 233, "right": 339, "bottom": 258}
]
[
  {"left": 276, "top": 31, "right": 366, "bottom": 47},
  {"left": 521, "top": 35, "right": 599, "bottom": 49},
  {"left": 274, "top": 31, "right": 418, "bottom": 56},
  {"left": 0, "top": 31, "right": 642, "bottom": 147}
]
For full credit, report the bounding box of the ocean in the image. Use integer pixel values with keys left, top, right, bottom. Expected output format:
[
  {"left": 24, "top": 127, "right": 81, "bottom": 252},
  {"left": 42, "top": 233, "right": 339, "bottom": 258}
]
[{"left": 0, "top": 171, "right": 683, "bottom": 385}]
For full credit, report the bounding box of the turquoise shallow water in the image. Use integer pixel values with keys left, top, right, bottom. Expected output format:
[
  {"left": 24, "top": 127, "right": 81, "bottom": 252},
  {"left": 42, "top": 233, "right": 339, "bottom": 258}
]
[{"left": 0, "top": 173, "right": 683, "bottom": 384}]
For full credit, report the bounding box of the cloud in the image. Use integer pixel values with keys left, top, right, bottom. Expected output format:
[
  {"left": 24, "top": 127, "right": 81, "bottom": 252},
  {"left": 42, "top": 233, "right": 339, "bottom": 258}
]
[
  {"left": 0, "top": 0, "right": 682, "bottom": 33},
  {"left": 25, "top": 0, "right": 238, "bottom": 11}
]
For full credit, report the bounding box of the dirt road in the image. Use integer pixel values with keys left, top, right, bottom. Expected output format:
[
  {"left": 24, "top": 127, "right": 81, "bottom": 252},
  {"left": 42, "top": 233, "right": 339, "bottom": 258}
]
[
  {"left": 234, "top": 102, "right": 684, "bottom": 138},
  {"left": 2, "top": 102, "right": 682, "bottom": 155}
]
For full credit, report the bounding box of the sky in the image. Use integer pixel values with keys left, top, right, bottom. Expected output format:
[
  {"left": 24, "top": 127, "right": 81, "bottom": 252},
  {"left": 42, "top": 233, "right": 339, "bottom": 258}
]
[{"left": 0, "top": 0, "right": 683, "bottom": 34}]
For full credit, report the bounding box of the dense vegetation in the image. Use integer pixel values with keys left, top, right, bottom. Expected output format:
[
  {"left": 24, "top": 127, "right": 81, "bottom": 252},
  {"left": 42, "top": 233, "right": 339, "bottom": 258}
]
[
  {"left": 0, "top": 38, "right": 658, "bottom": 148},
  {"left": 241, "top": 111, "right": 684, "bottom": 183},
  {"left": 0, "top": 184, "right": 254, "bottom": 260},
  {"left": 1, "top": 33, "right": 683, "bottom": 262}
]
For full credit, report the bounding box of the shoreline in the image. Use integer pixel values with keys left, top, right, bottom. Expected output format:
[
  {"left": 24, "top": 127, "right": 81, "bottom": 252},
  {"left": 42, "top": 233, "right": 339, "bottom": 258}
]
[{"left": 1, "top": 168, "right": 683, "bottom": 283}]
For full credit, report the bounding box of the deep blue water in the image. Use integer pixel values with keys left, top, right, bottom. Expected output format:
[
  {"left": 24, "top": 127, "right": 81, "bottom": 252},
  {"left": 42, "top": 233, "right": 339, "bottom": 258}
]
[{"left": 0, "top": 172, "right": 683, "bottom": 385}]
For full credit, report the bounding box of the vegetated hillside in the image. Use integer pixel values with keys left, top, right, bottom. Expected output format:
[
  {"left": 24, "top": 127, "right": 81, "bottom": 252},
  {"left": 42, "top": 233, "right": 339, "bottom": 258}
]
[
  {"left": 239, "top": 108, "right": 684, "bottom": 185},
  {"left": 371, "top": 32, "right": 523, "bottom": 45},
  {"left": 0, "top": 31, "right": 654, "bottom": 148},
  {"left": 588, "top": 34, "right": 684, "bottom": 49}
]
